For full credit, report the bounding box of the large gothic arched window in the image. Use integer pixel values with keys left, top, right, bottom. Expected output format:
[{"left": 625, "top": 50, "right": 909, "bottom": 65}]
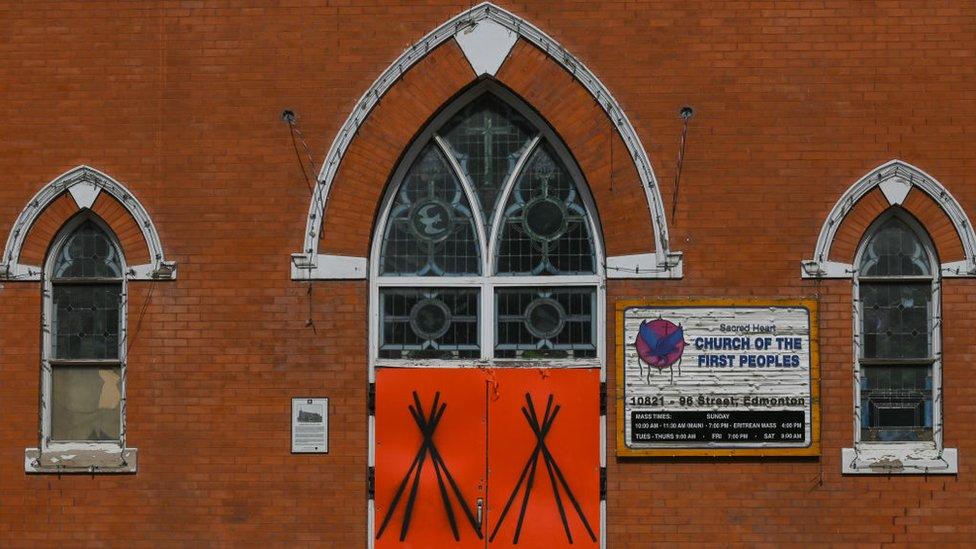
[{"left": 371, "top": 84, "right": 603, "bottom": 362}]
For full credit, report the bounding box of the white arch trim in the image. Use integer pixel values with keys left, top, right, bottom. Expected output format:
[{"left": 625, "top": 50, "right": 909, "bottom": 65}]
[
  {"left": 801, "top": 159, "right": 976, "bottom": 279},
  {"left": 1, "top": 165, "right": 176, "bottom": 281},
  {"left": 291, "top": 1, "right": 682, "bottom": 280}
]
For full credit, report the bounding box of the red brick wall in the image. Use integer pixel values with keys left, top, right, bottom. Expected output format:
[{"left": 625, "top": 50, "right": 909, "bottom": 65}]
[{"left": 1, "top": 1, "right": 975, "bottom": 546}]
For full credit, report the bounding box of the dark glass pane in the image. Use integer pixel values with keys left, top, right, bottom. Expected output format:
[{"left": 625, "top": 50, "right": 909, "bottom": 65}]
[
  {"left": 860, "top": 282, "right": 930, "bottom": 359},
  {"left": 495, "top": 287, "right": 595, "bottom": 359},
  {"left": 441, "top": 94, "right": 535, "bottom": 220},
  {"left": 496, "top": 145, "right": 596, "bottom": 275},
  {"left": 379, "top": 288, "right": 479, "bottom": 359},
  {"left": 860, "top": 217, "right": 932, "bottom": 276},
  {"left": 860, "top": 365, "right": 933, "bottom": 442},
  {"left": 53, "top": 220, "right": 123, "bottom": 278},
  {"left": 379, "top": 145, "right": 481, "bottom": 276},
  {"left": 52, "top": 284, "right": 121, "bottom": 359},
  {"left": 51, "top": 365, "right": 122, "bottom": 441}
]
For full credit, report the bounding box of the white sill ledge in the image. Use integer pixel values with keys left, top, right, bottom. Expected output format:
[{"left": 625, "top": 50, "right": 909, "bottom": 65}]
[
  {"left": 25, "top": 447, "right": 137, "bottom": 474},
  {"left": 842, "top": 446, "right": 957, "bottom": 475}
]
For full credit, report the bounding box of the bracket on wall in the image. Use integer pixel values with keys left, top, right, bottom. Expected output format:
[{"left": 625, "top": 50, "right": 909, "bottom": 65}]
[{"left": 291, "top": 253, "right": 367, "bottom": 280}]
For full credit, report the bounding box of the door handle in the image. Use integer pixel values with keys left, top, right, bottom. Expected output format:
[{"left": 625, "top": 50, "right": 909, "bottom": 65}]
[{"left": 476, "top": 498, "right": 484, "bottom": 528}]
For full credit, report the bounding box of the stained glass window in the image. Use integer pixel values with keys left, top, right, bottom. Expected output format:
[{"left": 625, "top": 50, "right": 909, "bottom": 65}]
[
  {"left": 442, "top": 94, "right": 536, "bottom": 219},
  {"left": 376, "top": 88, "right": 601, "bottom": 361},
  {"left": 495, "top": 287, "right": 596, "bottom": 358},
  {"left": 857, "top": 213, "right": 936, "bottom": 443},
  {"left": 52, "top": 285, "right": 121, "bottom": 359},
  {"left": 379, "top": 145, "right": 481, "bottom": 276},
  {"left": 53, "top": 220, "right": 124, "bottom": 278},
  {"left": 47, "top": 219, "right": 125, "bottom": 443},
  {"left": 495, "top": 145, "right": 596, "bottom": 275},
  {"left": 860, "top": 218, "right": 932, "bottom": 277},
  {"left": 379, "top": 288, "right": 479, "bottom": 359}
]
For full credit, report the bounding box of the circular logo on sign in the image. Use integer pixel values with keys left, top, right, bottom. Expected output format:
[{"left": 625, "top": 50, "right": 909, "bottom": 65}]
[
  {"left": 524, "top": 297, "right": 566, "bottom": 339},
  {"left": 409, "top": 298, "right": 453, "bottom": 340},
  {"left": 408, "top": 199, "right": 454, "bottom": 243},
  {"left": 634, "top": 318, "right": 686, "bottom": 370},
  {"left": 522, "top": 197, "right": 568, "bottom": 242}
]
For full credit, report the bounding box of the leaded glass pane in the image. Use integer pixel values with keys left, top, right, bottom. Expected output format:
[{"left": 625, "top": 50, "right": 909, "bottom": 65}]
[
  {"left": 51, "top": 365, "right": 122, "bottom": 441},
  {"left": 495, "top": 287, "right": 595, "bottom": 358},
  {"left": 52, "top": 284, "right": 121, "bottom": 359},
  {"left": 53, "top": 220, "right": 123, "bottom": 278},
  {"left": 859, "top": 218, "right": 932, "bottom": 276},
  {"left": 379, "top": 145, "right": 481, "bottom": 276},
  {"left": 495, "top": 145, "right": 596, "bottom": 275},
  {"left": 441, "top": 94, "right": 535, "bottom": 220},
  {"left": 860, "top": 365, "right": 933, "bottom": 442},
  {"left": 860, "top": 282, "right": 930, "bottom": 359},
  {"left": 380, "top": 288, "right": 479, "bottom": 359}
]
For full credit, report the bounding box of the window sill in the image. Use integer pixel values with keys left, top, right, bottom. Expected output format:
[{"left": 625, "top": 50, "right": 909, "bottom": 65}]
[
  {"left": 842, "top": 446, "right": 957, "bottom": 475},
  {"left": 24, "top": 447, "right": 137, "bottom": 474}
]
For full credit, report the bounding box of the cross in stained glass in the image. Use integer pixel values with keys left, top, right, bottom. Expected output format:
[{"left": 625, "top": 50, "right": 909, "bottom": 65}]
[{"left": 465, "top": 112, "right": 513, "bottom": 188}]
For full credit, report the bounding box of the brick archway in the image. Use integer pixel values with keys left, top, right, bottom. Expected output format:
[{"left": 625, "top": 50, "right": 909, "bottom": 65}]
[
  {"left": 292, "top": 2, "right": 681, "bottom": 281},
  {"left": 1, "top": 166, "right": 176, "bottom": 281}
]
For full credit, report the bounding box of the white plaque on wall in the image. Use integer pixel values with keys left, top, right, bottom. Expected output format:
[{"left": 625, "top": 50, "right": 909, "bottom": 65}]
[{"left": 292, "top": 397, "right": 329, "bottom": 454}]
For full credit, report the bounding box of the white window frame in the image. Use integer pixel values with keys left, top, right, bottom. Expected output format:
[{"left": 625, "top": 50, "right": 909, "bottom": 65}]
[
  {"left": 844, "top": 209, "right": 957, "bottom": 474},
  {"left": 368, "top": 81, "right": 607, "bottom": 372},
  {"left": 25, "top": 213, "right": 136, "bottom": 473}
]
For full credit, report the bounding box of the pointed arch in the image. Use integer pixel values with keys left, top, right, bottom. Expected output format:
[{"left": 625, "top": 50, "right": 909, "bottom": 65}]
[
  {"left": 291, "top": 1, "right": 681, "bottom": 280},
  {"left": 1, "top": 166, "right": 176, "bottom": 281},
  {"left": 802, "top": 160, "right": 976, "bottom": 278}
]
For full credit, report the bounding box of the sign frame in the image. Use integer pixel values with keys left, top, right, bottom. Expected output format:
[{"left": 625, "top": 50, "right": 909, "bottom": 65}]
[
  {"left": 615, "top": 299, "right": 820, "bottom": 457},
  {"left": 291, "top": 397, "right": 330, "bottom": 454}
]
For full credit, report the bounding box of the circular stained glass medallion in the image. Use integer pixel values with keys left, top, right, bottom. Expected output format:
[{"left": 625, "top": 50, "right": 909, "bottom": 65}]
[
  {"left": 522, "top": 197, "right": 567, "bottom": 242},
  {"left": 409, "top": 298, "right": 453, "bottom": 340},
  {"left": 524, "top": 297, "right": 566, "bottom": 339},
  {"left": 408, "top": 198, "right": 454, "bottom": 243}
]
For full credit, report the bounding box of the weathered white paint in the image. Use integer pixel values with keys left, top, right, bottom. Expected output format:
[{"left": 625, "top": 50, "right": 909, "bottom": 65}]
[
  {"left": 453, "top": 18, "right": 517, "bottom": 76},
  {"left": 24, "top": 447, "right": 137, "bottom": 474},
  {"left": 290, "top": 253, "right": 367, "bottom": 279},
  {"left": 622, "top": 306, "right": 813, "bottom": 450},
  {"left": 607, "top": 252, "right": 683, "bottom": 279},
  {"left": 842, "top": 446, "right": 957, "bottom": 475},
  {"left": 803, "top": 159, "right": 976, "bottom": 278}
]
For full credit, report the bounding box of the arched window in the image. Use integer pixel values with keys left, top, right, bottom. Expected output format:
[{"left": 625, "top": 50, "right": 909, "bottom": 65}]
[
  {"left": 38, "top": 215, "right": 129, "bottom": 467},
  {"left": 854, "top": 211, "right": 939, "bottom": 446},
  {"left": 371, "top": 84, "right": 603, "bottom": 362}
]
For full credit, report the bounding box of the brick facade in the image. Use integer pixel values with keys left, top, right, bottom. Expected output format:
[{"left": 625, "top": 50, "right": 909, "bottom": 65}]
[{"left": 1, "top": 1, "right": 975, "bottom": 546}]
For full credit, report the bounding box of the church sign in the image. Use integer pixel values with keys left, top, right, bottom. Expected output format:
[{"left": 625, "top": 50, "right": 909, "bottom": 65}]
[{"left": 616, "top": 300, "right": 820, "bottom": 457}]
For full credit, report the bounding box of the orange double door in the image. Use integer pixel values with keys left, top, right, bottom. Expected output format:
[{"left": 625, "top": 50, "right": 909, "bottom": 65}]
[{"left": 374, "top": 368, "right": 601, "bottom": 549}]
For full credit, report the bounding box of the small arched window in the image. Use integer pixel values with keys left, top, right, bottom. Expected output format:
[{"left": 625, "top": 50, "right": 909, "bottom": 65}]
[
  {"left": 854, "top": 212, "right": 938, "bottom": 444},
  {"left": 42, "top": 217, "right": 127, "bottom": 455},
  {"left": 372, "top": 85, "right": 603, "bottom": 362}
]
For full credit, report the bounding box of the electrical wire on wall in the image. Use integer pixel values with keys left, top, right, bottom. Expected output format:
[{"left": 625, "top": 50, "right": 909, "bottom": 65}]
[
  {"left": 670, "top": 106, "right": 694, "bottom": 222},
  {"left": 282, "top": 110, "right": 316, "bottom": 197},
  {"left": 282, "top": 109, "right": 320, "bottom": 331}
]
